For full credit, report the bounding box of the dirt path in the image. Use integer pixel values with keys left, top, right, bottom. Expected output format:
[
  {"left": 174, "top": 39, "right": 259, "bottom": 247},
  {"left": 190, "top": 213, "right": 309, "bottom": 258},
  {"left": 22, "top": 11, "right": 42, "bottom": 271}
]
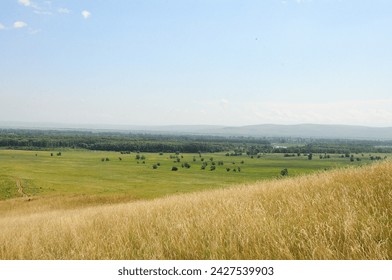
[{"left": 15, "top": 178, "right": 28, "bottom": 198}]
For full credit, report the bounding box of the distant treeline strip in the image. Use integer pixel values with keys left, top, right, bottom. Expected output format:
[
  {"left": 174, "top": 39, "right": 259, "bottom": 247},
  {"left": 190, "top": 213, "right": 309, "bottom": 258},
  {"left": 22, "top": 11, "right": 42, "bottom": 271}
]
[
  {"left": 1, "top": 129, "right": 392, "bottom": 154},
  {"left": 0, "top": 129, "right": 269, "bottom": 153}
]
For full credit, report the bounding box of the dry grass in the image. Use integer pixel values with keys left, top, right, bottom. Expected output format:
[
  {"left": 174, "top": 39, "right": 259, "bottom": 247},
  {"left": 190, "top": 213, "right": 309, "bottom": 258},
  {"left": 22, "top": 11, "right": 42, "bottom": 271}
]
[{"left": 0, "top": 161, "right": 391, "bottom": 259}]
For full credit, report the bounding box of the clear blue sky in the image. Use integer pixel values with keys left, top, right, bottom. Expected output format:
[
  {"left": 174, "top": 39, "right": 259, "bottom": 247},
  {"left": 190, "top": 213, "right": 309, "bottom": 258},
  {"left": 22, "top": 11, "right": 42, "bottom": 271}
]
[{"left": 1, "top": 0, "right": 392, "bottom": 127}]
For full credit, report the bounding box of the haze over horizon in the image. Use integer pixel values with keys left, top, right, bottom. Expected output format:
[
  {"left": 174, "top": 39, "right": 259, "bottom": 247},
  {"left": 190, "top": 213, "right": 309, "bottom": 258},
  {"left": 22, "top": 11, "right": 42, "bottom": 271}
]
[{"left": 1, "top": 0, "right": 392, "bottom": 127}]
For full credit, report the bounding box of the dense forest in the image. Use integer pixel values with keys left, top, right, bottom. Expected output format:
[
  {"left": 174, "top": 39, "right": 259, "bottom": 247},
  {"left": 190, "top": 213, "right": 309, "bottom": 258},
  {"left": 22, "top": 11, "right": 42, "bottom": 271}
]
[{"left": 0, "top": 129, "right": 391, "bottom": 154}]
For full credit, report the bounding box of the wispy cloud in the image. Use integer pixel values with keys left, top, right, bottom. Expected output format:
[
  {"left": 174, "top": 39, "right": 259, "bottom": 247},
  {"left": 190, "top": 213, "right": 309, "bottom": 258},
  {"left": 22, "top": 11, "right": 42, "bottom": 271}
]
[
  {"left": 18, "top": 0, "right": 53, "bottom": 15},
  {"left": 296, "top": 0, "right": 312, "bottom": 3},
  {"left": 81, "top": 10, "right": 91, "bottom": 19},
  {"left": 58, "top": 8, "right": 71, "bottom": 14},
  {"left": 28, "top": 28, "right": 41, "bottom": 35},
  {"left": 245, "top": 98, "right": 392, "bottom": 127},
  {"left": 18, "top": 0, "right": 31, "bottom": 6},
  {"left": 13, "top": 21, "right": 28, "bottom": 29},
  {"left": 192, "top": 97, "right": 392, "bottom": 127},
  {"left": 33, "top": 10, "right": 52, "bottom": 15},
  {"left": 14, "top": 1, "right": 73, "bottom": 32},
  {"left": 18, "top": 0, "right": 41, "bottom": 10},
  {"left": 0, "top": 23, "right": 5, "bottom": 30}
]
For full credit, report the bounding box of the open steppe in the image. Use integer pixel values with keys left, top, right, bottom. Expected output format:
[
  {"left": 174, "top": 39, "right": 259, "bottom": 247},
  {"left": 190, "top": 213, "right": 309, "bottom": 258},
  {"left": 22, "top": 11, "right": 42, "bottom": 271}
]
[{"left": 0, "top": 150, "right": 390, "bottom": 259}]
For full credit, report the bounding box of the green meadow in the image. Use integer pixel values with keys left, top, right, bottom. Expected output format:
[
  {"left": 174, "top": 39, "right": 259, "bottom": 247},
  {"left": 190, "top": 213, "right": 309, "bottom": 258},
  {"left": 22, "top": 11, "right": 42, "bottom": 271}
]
[{"left": 0, "top": 149, "right": 385, "bottom": 202}]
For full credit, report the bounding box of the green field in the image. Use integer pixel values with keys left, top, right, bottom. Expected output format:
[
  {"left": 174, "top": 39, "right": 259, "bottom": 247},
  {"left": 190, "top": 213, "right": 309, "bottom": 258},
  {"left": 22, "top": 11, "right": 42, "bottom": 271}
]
[{"left": 1, "top": 149, "right": 387, "bottom": 202}]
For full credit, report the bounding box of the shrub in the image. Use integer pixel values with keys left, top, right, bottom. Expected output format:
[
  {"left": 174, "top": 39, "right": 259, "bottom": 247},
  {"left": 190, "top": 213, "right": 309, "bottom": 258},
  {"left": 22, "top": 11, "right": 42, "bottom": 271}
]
[{"left": 280, "top": 168, "right": 288, "bottom": 176}]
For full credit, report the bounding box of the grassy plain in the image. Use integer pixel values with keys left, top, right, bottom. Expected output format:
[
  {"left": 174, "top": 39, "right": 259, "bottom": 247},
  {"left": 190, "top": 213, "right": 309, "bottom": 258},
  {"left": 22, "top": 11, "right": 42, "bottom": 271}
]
[
  {"left": 0, "top": 159, "right": 390, "bottom": 259},
  {"left": 0, "top": 149, "right": 382, "bottom": 203},
  {"left": 1, "top": 149, "right": 390, "bottom": 259}
]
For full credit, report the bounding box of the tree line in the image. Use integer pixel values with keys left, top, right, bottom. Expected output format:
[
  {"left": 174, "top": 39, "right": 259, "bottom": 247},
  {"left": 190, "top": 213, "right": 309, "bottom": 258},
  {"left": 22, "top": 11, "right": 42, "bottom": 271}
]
[
  {"left": 0, "top": 129, "right": 269, "bottom": 153},
  {"left": 0, "top": 129, "right": 391, "bottom": 154}
]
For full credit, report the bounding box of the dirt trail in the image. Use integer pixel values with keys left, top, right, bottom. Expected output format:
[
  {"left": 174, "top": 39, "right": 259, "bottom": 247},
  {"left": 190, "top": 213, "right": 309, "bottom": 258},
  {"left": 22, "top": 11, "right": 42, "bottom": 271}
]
[{"left": 15, "top": 179, "right": 28, "bottom": 198}]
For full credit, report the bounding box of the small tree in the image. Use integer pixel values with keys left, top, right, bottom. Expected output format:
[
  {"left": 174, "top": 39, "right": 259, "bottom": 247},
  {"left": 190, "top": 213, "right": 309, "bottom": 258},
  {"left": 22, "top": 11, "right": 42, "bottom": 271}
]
[
  {"left": 280, "top": 168, "right": 288, "bottom": 176},
  {"left": 171, "top": 166, "right": 178, "bottom": 171},
  {"left": 308, "top": 154, "right": 313, "bottom": 160}
]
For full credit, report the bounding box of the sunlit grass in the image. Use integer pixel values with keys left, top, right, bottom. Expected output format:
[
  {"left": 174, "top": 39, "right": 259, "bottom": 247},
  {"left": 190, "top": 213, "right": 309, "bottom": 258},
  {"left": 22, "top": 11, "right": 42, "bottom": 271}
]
[
  {"left": 1, "top": 160, "right": 391, "bottom": 259},
  {"left": 0, "top": 149, "right": 379, "bottom": 201}
]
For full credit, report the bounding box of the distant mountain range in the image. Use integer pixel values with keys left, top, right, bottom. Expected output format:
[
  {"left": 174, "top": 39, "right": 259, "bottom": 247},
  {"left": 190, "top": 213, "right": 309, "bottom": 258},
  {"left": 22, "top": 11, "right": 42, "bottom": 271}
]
[
  {"left": 1, "top": 122, "right": 392, "bottom": 140},
  {"left": 210, "top": 124, "right": 392, "bottom": 140},
  {"left": 147, "top": 124, "right": 392, "bottom": 140}
]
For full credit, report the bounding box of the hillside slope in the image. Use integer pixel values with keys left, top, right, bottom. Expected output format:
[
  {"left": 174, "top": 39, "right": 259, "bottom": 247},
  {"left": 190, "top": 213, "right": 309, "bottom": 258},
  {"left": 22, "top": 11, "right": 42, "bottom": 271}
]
[{"left": 0, "top": 161, "right": 391, "bottom": 259}]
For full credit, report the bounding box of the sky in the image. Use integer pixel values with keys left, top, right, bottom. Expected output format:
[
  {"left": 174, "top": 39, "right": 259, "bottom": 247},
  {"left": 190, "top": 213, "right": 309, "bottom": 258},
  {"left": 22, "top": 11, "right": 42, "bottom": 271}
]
[{"left": 1, "top": 0, "right": 392, "bottom": 127}]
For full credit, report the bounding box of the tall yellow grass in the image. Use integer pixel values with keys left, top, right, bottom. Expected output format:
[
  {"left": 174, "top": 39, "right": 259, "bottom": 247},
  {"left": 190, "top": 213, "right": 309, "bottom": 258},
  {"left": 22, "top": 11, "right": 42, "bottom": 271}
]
[{"left": 1, "top": 161, "right": 391, "bottom": 259}]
